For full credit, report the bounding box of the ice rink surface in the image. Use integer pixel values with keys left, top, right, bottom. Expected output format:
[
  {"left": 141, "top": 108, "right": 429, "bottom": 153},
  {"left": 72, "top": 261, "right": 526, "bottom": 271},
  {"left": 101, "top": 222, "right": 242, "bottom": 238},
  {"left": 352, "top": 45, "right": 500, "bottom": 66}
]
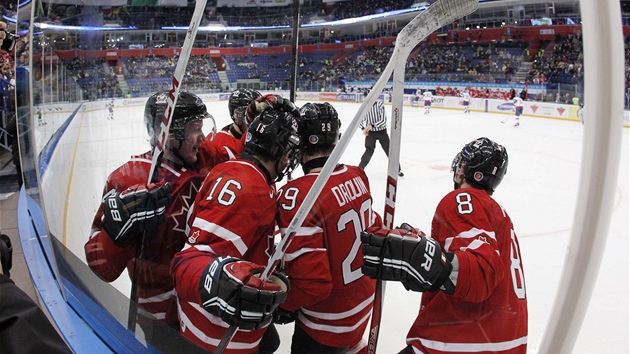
[{"left": 61, "top": 100, "right": 628, "bottom": 353}]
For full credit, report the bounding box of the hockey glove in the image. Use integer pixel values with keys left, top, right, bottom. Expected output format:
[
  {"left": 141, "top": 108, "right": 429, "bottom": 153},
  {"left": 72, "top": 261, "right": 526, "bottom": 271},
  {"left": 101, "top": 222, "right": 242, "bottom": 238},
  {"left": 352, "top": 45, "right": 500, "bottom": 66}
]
[
  {"left": 246, "top": 94, "right": 300, "bottom": 121},
  {"left": 273, "top": 307, "right": 297, "bottom": 325},
  {"left": 0, "top": 234, "right": 13, "bottom": 277},
  {"left": 361, "top": 226, "right": 455, "bottom": 294},
  {"left": 200, "top": 257, "right": 289, "bottom": 330},
  {"left": 102, "top": 182, "right": 172, "bottom": 246}
]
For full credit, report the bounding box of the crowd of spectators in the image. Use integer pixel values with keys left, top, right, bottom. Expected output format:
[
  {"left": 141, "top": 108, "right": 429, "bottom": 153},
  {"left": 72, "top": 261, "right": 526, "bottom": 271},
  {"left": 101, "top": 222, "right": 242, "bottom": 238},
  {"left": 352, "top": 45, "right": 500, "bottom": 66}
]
[
  {"left": 64, "top": 58, "right": 121, "bottom": 100},
  {"left": 51, "top": 30, "right": 599, "bottom": 101},
  {"left": 122, "top": 54, "right": 221, "bottom": 95},
  {"left": 527, "top": 32, "right": 584, "bottom": 86}
]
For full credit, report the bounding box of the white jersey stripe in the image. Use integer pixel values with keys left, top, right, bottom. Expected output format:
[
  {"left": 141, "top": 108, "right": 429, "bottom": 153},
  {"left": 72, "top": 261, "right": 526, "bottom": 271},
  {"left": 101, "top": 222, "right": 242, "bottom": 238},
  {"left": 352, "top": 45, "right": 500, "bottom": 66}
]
[
  {"left": 284, "top": 247, "right": 325, "bottom": 262},
  {"left": 413, "top": 335, "right": 528, "bottom": 352},
  {"left": 300, "top": 295, "right": 373, "bottom": 321},
  {"left": 138, "top": 288, "right": 176, "bottom": 303},
  {"left": 298, "top": 311, "right": 371, "bottom": 334},
  {"left": 191, "top": 218, "right": 248, "bottom": 256},
  {"left": 444, "top": 227, "right": 496, "bottom": 252}
]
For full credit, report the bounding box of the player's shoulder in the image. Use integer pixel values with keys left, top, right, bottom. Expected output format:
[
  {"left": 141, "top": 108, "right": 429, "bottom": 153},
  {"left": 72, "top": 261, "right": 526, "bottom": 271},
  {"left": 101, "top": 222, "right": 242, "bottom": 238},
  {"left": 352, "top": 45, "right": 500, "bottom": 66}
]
[{"left": 221, "top": 159, "right": 272, "bottom": 186}]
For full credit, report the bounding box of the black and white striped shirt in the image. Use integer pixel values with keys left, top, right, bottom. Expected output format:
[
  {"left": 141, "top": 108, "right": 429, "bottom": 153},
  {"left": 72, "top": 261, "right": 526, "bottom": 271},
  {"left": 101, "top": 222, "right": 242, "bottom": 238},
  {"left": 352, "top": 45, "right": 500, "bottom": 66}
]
[{"left": 359, "top": 101, "right": 387, "bottom": 132}]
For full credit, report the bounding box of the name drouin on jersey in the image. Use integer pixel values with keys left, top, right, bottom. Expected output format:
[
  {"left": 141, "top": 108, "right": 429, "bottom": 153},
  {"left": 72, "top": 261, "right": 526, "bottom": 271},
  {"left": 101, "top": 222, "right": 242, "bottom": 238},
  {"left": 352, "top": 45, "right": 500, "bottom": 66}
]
[{"left": 331, "top": 176, "right": 368, "bottom": 207}]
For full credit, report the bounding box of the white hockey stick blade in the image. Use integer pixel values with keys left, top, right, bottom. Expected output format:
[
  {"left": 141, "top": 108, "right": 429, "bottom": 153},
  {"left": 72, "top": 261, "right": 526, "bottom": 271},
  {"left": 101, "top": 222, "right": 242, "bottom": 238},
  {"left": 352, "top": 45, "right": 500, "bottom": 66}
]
[{"left": 147, "top": 0, "right": 208, "bottom": 184}]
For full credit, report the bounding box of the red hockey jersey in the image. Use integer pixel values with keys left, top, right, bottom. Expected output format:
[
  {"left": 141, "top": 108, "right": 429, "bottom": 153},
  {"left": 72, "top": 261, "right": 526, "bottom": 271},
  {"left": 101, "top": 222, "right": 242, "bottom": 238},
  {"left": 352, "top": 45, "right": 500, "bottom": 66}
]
[
  {"left": 85, "top": 137, "right": 240, "bottom": 326},
  {"left": 171, "top": 159, "right": 278, "bottom": 353},
  {"left": 276, "top": 164, "right": 381, "bottom": 350},
  {"left": 407, "top": 187, "right": 528, "bottom": 353},
  {"left": 211, "top": 124, "right": 248, "bottom": 160}
]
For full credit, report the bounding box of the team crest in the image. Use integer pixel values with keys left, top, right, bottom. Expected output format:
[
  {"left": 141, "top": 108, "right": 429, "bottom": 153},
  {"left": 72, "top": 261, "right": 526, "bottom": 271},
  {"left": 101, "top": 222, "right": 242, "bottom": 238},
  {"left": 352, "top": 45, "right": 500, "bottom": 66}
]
[
  {"left": 188, "top": 230, "right": 200, "bottom": 244},
  {"left": 155, "top": 93, "right": 168, "bottom": 104},
  {"left": 309, "top": 135, "right": 319, "bottom": 144},
  {"left": 474, "top": 171, "right": 484, "bottom": 181}
]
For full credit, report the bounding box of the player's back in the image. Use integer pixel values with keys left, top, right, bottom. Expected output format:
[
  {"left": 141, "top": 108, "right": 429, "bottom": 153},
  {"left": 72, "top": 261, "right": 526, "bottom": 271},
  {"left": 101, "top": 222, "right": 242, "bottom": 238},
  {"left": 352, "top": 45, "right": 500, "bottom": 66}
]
[
  {"left": 407, "top": 187, "right": 527, "bottom": 353},
  {"left": 277, "top": 164, "right": 378, "bottom": 348}
]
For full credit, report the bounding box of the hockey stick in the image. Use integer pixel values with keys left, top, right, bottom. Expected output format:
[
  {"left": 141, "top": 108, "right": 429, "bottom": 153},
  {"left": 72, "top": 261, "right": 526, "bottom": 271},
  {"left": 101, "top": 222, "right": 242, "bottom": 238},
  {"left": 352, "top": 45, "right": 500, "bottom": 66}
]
[
  {"left": 500, "top": 112, "right": 511, "bottom": 124},
  {"left": 368, "top": 1, "right": 479, "bottom": 352},
  {"left": 127, "top": 0, "right": 208, "bottom": 332},
  {"left": 213, "top": 0, "right": 479, "bottom": 352}
]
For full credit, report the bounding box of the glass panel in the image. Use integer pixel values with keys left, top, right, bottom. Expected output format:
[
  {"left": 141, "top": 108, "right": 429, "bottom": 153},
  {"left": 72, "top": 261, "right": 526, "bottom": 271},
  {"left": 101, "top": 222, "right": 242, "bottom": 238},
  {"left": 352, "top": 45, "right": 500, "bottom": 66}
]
[{"left": 14, "top": 2, "right": 204, "bottom": 352}]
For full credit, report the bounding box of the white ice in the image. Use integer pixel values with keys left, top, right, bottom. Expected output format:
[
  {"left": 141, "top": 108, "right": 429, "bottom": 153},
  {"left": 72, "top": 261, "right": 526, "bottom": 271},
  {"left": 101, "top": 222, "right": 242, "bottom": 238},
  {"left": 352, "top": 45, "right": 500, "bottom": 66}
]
[{"left": 59, "top": 100, "right": 628, "bottom": 353}]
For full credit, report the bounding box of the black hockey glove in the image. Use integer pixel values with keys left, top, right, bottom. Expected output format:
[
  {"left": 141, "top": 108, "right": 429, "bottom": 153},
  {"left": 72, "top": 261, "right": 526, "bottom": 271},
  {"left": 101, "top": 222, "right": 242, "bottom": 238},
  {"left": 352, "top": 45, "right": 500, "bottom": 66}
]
[
  {"left": 102, "top": 182, "right": 172, "bottom": 246},
  {"left": 199, "top": 257, "right": 289, "bottom": 330},
  {"left": 246, "top": 94, "right": 300, "bottom": 121},
  {"left": 361, "top": 226, "right": 455, "bottom": 294},
  {"left": 0, "top": 234, "right": 13, "bottom": 277},
  {"left": 273, "top": 307, "right": 297, "bottom": 325}
]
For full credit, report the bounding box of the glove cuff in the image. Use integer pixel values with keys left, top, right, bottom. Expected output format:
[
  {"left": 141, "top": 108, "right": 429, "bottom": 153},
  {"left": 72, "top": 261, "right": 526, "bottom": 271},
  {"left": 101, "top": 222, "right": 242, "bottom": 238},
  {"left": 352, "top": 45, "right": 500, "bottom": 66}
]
[{"left": 428, "top": 252, "right": 455, "bottom": 294}]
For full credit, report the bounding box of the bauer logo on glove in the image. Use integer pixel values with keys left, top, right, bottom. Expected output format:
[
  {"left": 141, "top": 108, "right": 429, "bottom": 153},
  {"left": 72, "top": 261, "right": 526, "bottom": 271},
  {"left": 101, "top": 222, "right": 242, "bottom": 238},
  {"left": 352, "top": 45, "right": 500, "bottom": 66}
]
[
  {"left": 102, "top": 182, "right": 172, "bottom": 246},
  {"left": 199, "top": 257, "right": 289, "bottom": 330},
  {"left": 360, "top": 225, "right": 455, "bottom": 294}
]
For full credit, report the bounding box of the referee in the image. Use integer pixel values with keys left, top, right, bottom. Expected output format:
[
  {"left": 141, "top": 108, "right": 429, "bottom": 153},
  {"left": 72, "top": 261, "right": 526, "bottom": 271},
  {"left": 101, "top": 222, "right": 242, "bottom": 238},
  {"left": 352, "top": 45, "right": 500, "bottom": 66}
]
[{"left": 358, "top": 100, "right": 403, "bottom": 177}]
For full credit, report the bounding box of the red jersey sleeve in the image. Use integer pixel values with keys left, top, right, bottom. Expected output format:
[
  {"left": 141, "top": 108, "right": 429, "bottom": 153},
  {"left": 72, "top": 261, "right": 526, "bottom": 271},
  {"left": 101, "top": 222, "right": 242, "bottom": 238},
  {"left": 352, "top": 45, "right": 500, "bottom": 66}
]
[{"left": 84, "top": 159, "right": 149, "bottom": 282}]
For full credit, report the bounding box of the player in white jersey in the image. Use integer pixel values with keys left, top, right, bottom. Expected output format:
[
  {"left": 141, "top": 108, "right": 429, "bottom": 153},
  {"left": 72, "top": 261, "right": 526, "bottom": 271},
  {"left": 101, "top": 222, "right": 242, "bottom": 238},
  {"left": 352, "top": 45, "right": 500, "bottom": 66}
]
[
  {"left": 107, "top": 99, "right": 114, "bottom": 120},
  {"left": 512, "top": 96, "right": 523, "bottom": 126},
  {"left": 423, "top": 90, "right": 433, "bottom": 114},
  {"left": 413, "top": 89, "right": 421, "bottom": 108},
  {"left": 461, "top": 91, "right": 471, "bottom": 113},
  {"left": 577, "top": 103, "right": 584, "bottom": 125}
]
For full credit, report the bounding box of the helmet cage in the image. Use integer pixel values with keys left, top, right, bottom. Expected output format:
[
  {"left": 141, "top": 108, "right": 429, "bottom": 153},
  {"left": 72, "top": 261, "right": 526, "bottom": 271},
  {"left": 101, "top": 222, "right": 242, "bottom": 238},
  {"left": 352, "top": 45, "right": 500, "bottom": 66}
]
[{"left": 228, "top": 89, "right": 262, "bottom": 120}]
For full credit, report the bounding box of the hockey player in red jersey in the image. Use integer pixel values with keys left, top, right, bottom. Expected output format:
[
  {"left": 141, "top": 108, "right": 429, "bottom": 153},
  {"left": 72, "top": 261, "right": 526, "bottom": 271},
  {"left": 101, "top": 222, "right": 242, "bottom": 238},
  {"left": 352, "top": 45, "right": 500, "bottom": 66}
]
[
  {"left": 275, "top": 102, "right": 382, "bottom": 353},
  {"left": 171, "top": 107, "right": 302, "bottom": 354},
  {"left": 85, "top": 91, "right": 243, "bottom": 343},
  {"left": 214, "top": 88, "right": 262, "bottom": 158},
  {"left": 361, "top": 137, "right": 528, "bottom": 354}
]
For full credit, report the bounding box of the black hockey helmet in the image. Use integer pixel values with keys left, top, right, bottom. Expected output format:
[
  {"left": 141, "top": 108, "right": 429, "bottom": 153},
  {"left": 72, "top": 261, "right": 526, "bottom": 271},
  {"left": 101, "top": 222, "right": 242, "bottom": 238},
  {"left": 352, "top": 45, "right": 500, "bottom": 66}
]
[
  {"left": 144, "top": 91, "right": 215, "bottom": 147},
  {"left": 451, "top": 137, "right": 508, "bottom": 195},
  {"left": 228, "top": 88, "right": 262, "bottom": 121},
  {"left": 298, "top": 102, "right": 341, "bottom": 153},
  {"left": 245, "top": 108, "right": 302, "bottom": 180}
]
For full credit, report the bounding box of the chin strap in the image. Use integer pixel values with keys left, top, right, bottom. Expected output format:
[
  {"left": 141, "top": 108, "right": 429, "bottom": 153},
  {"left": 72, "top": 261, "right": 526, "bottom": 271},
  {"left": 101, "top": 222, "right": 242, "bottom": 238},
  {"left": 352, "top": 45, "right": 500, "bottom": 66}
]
[
  {"left": 241, "top": 152, "right": 273, "bottom": 184},
  {"left": 229, "top": 124, "right": 244, "bottom": 139}
]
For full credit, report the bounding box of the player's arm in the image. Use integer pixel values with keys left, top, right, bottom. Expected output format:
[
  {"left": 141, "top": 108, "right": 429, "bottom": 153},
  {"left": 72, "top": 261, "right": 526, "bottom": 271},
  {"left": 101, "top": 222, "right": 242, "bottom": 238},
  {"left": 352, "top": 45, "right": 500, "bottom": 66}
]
[
  {"left": 85, "top": 180, "right": 172, "bottom": 281},
  {"left": 246, "top": 94, "right": 300, "bottom": 121}
]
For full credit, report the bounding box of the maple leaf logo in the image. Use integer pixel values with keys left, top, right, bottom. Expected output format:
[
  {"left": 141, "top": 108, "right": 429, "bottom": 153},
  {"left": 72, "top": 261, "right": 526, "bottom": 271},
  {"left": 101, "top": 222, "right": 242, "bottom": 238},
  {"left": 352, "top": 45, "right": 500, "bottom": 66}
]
[
  {"left": 188, "top": 230, "right": 200, "bottom": 244},
  {"left": 171, "top": 179, "right": 201, "bottom": 234}
]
